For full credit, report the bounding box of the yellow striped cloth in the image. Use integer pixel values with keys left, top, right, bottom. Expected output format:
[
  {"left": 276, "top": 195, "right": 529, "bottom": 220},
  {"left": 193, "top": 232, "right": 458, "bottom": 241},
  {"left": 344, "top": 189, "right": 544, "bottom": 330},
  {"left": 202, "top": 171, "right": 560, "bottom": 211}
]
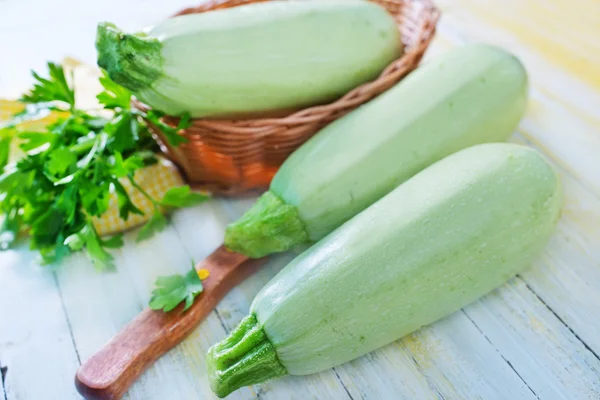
[{"left": 91, "top": 158, "right": 185, "bottom": 236}]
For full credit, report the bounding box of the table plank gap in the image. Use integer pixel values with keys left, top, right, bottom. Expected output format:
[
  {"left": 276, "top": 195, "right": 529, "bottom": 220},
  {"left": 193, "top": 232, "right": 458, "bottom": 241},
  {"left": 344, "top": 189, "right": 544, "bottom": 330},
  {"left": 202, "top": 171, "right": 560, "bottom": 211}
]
[
  {"left": 331, "top": 368, "right": 355, "bottom": 400},
  {"left": 521, "top": 280, "right": 600, "bottom": 363},
  {"left": 1, "top": 361, "right": 7, "bottom": 400},
  {"left": 52, "top": 273, "right": 82, "bottom": 365},
  {"left": 0, "top": 248, "right": 81, "bottom": 399},
  {"left": 464, "top": 278, "right": 600, "bottom": 399},
  {"left": 509, "top": 134, "right": 600, "bottom": 355},
  {"left": 461, "top": 310, "right": 540, "bottom": 400}
]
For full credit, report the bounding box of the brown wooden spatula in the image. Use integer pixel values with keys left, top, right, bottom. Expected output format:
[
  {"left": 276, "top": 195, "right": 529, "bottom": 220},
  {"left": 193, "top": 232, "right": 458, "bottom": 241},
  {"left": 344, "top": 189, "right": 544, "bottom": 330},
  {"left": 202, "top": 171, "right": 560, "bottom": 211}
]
[{"left": 75, "top": 245, "right": 267, "bottom": 400}]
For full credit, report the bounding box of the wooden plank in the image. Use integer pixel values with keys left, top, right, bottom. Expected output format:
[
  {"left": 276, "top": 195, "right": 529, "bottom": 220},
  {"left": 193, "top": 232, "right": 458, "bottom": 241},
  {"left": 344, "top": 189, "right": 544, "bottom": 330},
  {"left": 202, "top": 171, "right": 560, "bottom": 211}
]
[
  {"left": 0, "top": 248, "right": 81, "bottom": 400},
  {"left": 332, "top": 349, "right": 439, "bottom": 400},
  {"left": 337, "top": 311, "right": 537, "bottom": 400},
  {"left": 518, "top": 93, "right": 600, "bottom": 198},
  {"left": 464, "top": 277, "right": 600, "bottom": 399},
  {"left": 1, "top": 356, "right": 7, "bottom": 400},
  {"left": 512, "top": 137, "right": 600, "bottom": 356}
]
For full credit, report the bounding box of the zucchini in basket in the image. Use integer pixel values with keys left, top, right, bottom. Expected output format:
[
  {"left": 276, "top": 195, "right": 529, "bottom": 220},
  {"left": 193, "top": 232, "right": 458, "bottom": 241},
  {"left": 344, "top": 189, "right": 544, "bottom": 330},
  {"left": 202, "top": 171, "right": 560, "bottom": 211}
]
[{"left": 96, "top": 0, "right": 403, "bottom": 118}]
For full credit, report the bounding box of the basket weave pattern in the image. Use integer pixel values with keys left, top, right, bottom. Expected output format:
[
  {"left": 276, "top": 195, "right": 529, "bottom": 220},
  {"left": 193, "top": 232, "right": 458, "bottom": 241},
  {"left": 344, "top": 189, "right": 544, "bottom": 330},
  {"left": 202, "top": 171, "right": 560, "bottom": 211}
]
[{"left": 141, "top": 0, "right": 440, "bottom": 195}]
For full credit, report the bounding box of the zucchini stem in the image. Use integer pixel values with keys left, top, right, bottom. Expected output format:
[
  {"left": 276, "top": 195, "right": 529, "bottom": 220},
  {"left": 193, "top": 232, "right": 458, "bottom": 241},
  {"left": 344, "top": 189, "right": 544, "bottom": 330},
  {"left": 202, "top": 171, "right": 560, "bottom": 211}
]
[
  {"left": 96, "top": 22, "right": 162, "bottom": 92},
  {"left": 224, "top": 190, "right": 309, "bottom": 258},
  {"left": 207, "top": 314, "right": 287, "bottom": 398}
]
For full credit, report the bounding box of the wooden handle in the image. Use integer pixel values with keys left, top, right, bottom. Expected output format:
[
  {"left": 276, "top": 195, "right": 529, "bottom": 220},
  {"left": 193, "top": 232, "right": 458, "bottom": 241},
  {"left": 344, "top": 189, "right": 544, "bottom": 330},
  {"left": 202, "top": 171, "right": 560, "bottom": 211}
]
[{"left": 75, "top": 245, "right": 266, "bottom": 400}]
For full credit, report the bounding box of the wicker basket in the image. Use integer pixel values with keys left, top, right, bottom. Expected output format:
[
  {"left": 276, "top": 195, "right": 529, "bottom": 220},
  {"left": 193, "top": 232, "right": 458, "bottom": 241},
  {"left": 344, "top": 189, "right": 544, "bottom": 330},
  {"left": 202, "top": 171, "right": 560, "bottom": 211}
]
[{"left": 138, "top": 0, "right": 440, "bottom": 195}]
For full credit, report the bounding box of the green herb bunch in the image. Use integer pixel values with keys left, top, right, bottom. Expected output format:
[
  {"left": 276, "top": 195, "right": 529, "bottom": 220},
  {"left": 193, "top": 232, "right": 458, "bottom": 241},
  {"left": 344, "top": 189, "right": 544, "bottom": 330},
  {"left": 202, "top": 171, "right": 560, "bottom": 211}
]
[{"left": 0, "top": 63, "right": 207, "bottom": 270}]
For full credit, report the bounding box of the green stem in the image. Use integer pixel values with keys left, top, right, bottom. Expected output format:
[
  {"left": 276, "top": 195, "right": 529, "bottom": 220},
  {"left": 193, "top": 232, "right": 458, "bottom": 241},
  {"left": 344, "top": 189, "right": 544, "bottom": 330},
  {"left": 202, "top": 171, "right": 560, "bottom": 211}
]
[
  {"left": 127, "top": 175, "right": 159, "bottom": 211},
  {"left": 207, "top": 314, "right": 287, "bottom": 398},
  {"left": 70, "top": 138, "right": 96, "bottom": 155},
  {"left": 224, "top": 190, "right": 310, "bottom": 258},
  {"left": 96, "top": 22, "right": 163, "bottom": 92}
]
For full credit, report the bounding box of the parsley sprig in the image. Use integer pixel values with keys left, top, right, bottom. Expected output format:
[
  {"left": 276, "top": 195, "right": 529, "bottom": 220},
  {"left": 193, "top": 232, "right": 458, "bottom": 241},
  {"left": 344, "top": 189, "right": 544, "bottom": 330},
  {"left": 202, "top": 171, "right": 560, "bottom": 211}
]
[
  {"left": 149, "top": 261, "right": 205, "bottom": 312},
  {"left": 0, "top": 62, "right": 207, "bottom": 269}
]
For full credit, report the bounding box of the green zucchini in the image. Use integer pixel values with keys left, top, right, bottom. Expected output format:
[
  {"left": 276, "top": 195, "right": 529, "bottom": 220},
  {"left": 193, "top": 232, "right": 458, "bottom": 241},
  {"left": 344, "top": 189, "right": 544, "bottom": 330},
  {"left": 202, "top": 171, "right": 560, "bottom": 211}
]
[
  {"left": 207, "top": 143, "right": 562, "bottom": 397},
  {"left": 95, "top": 0, "right": 402, "bottom": 118},
  {"left": 225, "top": 44, "right": 529, "bottom": 258}
]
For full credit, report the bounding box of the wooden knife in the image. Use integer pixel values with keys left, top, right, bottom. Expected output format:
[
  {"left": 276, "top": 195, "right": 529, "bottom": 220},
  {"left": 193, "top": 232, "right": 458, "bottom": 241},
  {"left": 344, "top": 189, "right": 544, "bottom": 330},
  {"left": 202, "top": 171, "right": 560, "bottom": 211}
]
[{"left": 75, "top": 245, "right": 266, "bottom": 400}]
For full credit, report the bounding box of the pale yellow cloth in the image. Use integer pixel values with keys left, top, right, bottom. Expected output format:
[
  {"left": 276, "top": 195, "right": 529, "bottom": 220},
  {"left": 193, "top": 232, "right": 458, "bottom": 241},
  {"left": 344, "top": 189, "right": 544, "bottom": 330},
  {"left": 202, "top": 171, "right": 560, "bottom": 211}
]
[
  {"left": 0, "top": 59, "right": 185, "bottom": 236},
  {"left": 90, "top": 158, "right": 185, "bottom": 236}
]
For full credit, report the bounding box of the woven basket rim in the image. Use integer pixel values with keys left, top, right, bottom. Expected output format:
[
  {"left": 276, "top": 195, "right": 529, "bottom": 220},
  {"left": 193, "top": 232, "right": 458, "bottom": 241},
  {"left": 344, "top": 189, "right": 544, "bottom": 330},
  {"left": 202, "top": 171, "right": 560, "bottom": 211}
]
[{"left": 133, "top": 0, "right": 441, "bottom": 130}]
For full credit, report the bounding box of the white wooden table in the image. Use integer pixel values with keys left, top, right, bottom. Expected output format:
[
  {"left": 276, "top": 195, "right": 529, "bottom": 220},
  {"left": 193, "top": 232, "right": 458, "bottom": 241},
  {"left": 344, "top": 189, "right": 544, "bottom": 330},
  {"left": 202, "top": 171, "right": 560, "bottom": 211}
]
[{"left": 1, "top": 0, "right": 600, "bottom": 399}]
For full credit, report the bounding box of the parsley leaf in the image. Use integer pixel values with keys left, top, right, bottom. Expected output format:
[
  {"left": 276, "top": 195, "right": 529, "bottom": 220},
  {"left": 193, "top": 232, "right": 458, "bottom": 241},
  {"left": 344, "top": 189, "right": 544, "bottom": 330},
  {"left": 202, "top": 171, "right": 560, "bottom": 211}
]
[
  {"left": 136, "top": 211, "right": 168, "bottom": 242},
  {"left": 110, "top": 152, "right": 128, "bottom": 178},
  {"left": 149, "top": 261, "right": 203, "bottom": 312},
  {"left": 0, "top": 127, "right": 15, "bottom": 172},
  {"left": 64, "top": 232, "right": 84, "bottom": 251},
  {"left": 80, "top": 181, "right": 111, "bottom": 217},
  {"left": 97, "top": 70, "right": 132, "bottom": 110},
  {"left": 18, "top": 131, "right": 56, "bottom": 153},
  {"left": 81, "top": 224, "right": 115, "bottom": 270},
  {"left": 102, "top": 234, "right": 124, "bottom": 249},
  {"left": 0, "top": 209, "right": 20, "bottom": 250},
  {"left": 112, "top": 179, "right": 144, "bottom": 220},
  {"left": 55, "top": 184, "right": 79, "bottom": 225},
  {"left": 110, "top": 152, "right": 145, "bottom": 178},
  {"left": 159, "top": 185, "right": 209, "bottom": 208},
  {"left": 145, "top": 110, "right": 189, "bottom": 147},
  {"left": 21, "top": 62, "right": 75, "bottom": 109},
  {"left": 46, "top": 147, "right": 77, "bottom": 176},
  {"left": 29, "top": 207, "right": 64, "bottom": 249},
  {"left": 0, "top": 137, "right": 11, "bottom": 172},
  {"left": 52, "top": 232, "right": 71, "bottom": 264},
  {"left": 106, "top": 112, "right": 137, "bottom": 153},
  {"left": 124, "top": 153, "right": 145, "bottom": 172}
]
